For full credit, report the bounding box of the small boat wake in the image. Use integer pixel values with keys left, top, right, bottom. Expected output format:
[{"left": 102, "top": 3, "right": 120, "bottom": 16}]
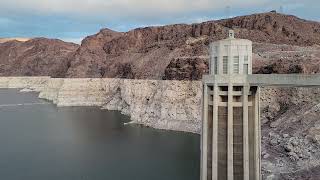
[{"left": 0, "top": 102, "right": 49, "bottom": 107}]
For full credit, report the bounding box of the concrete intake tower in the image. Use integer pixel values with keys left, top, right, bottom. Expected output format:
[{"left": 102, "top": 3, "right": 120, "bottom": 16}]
[{"left": 201, "top": 30, "right": 320, "bottom": 180}]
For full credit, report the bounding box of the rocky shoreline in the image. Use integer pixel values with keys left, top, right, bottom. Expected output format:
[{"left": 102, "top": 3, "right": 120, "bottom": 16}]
[{"left": 0, "top": 76, "right": 202, "bottom": 134}]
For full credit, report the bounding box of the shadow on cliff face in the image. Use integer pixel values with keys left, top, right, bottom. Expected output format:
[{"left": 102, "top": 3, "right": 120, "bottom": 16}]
[
  {"left": 113, "top": 63, "right": 136, "bottom": 79},
  {"left": 279, "top": 166, "right": 320, "bottom": 180},
  {"left": 162, "top": 57, "right": 208, "bottom": 80},
  {"left": 98, "top": 63, "right": 136, "bottom": 79},
  {"left": 254, "top": 60, "right": 320, "bottom": 74}
]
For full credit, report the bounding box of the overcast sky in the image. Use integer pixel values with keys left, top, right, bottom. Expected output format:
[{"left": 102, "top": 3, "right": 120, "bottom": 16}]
[{"left": 0, "top": 0, "right": 319, "bottom": 44}]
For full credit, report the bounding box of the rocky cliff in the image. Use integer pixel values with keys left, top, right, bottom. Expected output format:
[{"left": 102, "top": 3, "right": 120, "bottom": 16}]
[
  {"left": 1, "top": 12, "right": 318, "bottom": 79},
  {"left": 260, "top": 87, "right": 320, "bottom": 179},
  {"left": 0, "top": 77, "right": 202, "bottom": 133},
  {"left": 0, "top": 38, "right": 79, "bottom": 77},
  {"left": 65, "top": 12, "right": 320, "bottom": 79}
]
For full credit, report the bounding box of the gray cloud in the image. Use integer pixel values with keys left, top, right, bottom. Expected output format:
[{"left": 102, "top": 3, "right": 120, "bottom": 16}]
[
  {"left": 0, "top": 0, "right": 319, "bottom": 43},
  {"left": 0, "top": 0, "right": 270, "bottom": 19},
  {"left": 1, "top": 0, "right": 319, "bottom": 24}
]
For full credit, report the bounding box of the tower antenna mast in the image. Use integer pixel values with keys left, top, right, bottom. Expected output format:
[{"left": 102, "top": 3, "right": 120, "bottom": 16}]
[
  {"left": 225, "top": 5, "right": 231, "bottom": 18},
  {"left": 279, "top": 5, "right": 284, "bottom": 13}
]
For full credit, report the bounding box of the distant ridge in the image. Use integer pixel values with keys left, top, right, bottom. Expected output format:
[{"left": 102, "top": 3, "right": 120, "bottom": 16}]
[
  {"left": 66, "top": 12, "right": 320, "bottom": 79},
  {"left": 1, "top": 12, "right": 320, "bottom": 79},
  {"left": 0, "top": 38, "right": 79, "bottom": 77},
  {"left": 0, "top": 38, "right": 31, "bottom": 43}
]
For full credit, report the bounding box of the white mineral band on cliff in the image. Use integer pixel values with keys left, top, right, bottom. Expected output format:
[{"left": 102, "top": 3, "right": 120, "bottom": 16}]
[{"left": 0, "top": 77, "right": 202, "bottom": 134}]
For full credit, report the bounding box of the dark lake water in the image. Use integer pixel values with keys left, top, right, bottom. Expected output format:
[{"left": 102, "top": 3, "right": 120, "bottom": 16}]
[{"left": 0, "top": 89, "right": 200, "bottom": 180}]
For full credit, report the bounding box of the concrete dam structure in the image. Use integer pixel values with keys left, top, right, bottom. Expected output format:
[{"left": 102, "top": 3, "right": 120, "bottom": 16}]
[{"left": 201, "top": 30, "right": 320, "bottom": 180}]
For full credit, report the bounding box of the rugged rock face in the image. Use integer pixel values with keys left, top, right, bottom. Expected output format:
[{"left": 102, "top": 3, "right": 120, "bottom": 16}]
[
  {"left": 102, "top": 79, "right": 202, "bottom": 133},
  {"left": 66, "top": 29, "right": 124, "bottom": 78},
  {"left": 253, "top": 43, "right": 320, "bottom": 74},
  {"left": 260, "top": 87, "right": 320, "bottom": 180},
  {"left": 64, "top": 12, "right": 320, "bottom": 79},
  {"left": 216, "top": 13, "right": 320, "bottom": 46},
  {"left": 1, "top": 13, "right": 319, "bottom": 79},
  {"left": 164, "top": 42, "right": 320, "bottom": 81},
  {"left": 0, "top": 38, "right": 79, "bottom": 77},
  {"left": 67, "top": 24, "right": 198, "bottom": 79},
  {"left": 163, "top": 57, "right": 208, "bottom": 80}
]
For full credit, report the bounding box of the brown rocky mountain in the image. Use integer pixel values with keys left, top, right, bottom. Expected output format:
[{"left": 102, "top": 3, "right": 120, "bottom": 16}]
[
  {"left": 0, "top": 38, "right": 79, "bottom": 77},
  {"left": 1, "top": 12, "right": 319, "bottom": 79},
  {"left": 66, "top": 28, "right": 124, "bottom": 77},
  {"left": 64, "top": 12, "right": 320, "bottom": 79}
]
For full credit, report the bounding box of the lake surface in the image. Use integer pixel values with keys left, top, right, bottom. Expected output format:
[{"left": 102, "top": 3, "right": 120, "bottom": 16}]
[{"left": 0, "top": 89, "right": 200, "bottom": 180}]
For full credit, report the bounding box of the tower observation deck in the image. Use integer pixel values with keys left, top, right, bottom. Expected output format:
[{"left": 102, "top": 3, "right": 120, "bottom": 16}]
[{"left": 201, "top": 30, "right": 320, "bottom": 180}]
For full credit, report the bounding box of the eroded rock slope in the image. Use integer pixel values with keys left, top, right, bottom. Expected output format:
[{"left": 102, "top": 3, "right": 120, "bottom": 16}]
[
  {"left": 0, "top": 38, "right": 79, "bottom": 77},
  {"left": 65, "top": 12, "right": 320, "bottom": 79}
]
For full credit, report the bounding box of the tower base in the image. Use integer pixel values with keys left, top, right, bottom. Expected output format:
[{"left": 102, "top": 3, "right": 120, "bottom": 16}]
[{"left": 201, "top": 80, "right": 261, "bottom": 180}]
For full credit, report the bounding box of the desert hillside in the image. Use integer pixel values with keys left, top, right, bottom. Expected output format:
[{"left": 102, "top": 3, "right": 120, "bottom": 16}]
[
  {"left": 64, "top": 12, "right": 320, "bottom": 79},
  {"left": 0, "top": 38, "right": 31, "bottom": 43},
  {"left": 0, "top": 38, "right": 79, "bottom": 77},
  {"left": 1, "top": 12, "right": 319, "bottom": 79}
]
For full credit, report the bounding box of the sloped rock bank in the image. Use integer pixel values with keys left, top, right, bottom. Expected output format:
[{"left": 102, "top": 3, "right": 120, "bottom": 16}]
[
  {"left": 101, "top": 79, "right": 202, "bottom": 133},
  {"left": 0, "top": 77, "right": 202, "bottom": 133}
]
